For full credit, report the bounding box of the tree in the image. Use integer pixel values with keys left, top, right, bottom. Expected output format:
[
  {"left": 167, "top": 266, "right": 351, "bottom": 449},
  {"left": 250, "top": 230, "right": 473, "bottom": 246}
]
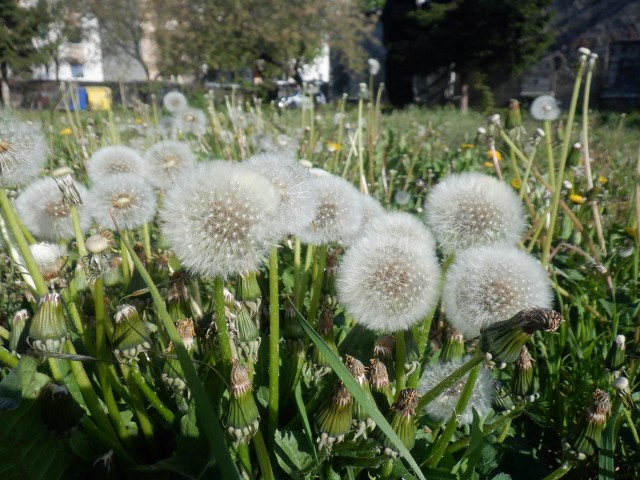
[
  {"left": 152, "top": 0, "right": 373, "bottom": 86},
  {"left": 382, "top": 0, "right": 554, "bottom": 109},
  {"left": 0, "top": 0, "right": 51, "bottom": 106}
]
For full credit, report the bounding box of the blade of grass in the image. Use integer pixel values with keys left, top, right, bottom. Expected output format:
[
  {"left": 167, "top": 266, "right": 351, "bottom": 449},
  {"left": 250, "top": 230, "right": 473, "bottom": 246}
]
[{"left": 295, "top": 310, "right": 427, "bottom": 480}]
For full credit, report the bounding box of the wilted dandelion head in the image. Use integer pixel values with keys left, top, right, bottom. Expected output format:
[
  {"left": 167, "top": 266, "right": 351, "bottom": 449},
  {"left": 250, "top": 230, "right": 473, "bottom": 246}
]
[
  {"left": 298, "top": 174, "right": 364, "bottom": 246},
  {"left": 442, "top": 244, "right": 553, "bottom": 338},
  {"left": 14, "top": 177, "right": 90, "bottom": 241},
  {"left": 160, "top": 161, "right": 281, "bottom": 279},
  {"left": 244, "top": 151, "right": 318, "bottom": 236},
  {"left": 418, "top": 356, "right": 494, "bottom": 425},
  {"left": 0, "top": 112, "right": 47, "bottom": 186},
  {"left": 86, "top": 146, "right": 147, "bottom": 182},
  {"left": 425, "top": 172, "right": 525, "bottom": 254},
  {"left": 162, "top": 91, "right": 188, "bottom": 114},
  {"left": 174, "top": 108, "right": 207, "bottom": 136},
  {"left": 530, "top": 95, "right": 560, "bottom": 121},
  {"left": 143, "top": 140, "right": 195, "bottom": 189},
  {"left": 337, "top": 226, "right": 440, "bottom": 333},
  {"left": 86, "top": 174, "right": 157, "bottom": 230}
]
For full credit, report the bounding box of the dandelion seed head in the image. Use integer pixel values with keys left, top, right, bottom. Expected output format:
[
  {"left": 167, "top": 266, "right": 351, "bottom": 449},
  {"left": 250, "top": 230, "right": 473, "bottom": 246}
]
[
  {"left": 0, "top": 112, "right": 48, "bottom": 186},
  {"left": 86, "top": 146, "right": 147, "bottom": 182},
  {"left": 30, "top": 242, "right": 66, "bottom": 281},
  {"left": 337, "top": 227, "right": 440, "bottom": 333},
  {"left": 15, "top": 177, "right": 90, "bottom": 241},
  {"left": 443, "top": 244, "right": 553, "bottom": 338},
  {"left": 160, "top": 161, "right": 281, "bottom": 278},
  {"left": 174, "top": 108, "right": 207, "bottom": 136},
  {"left": 425, "top": 172, "right": 525, "bottom": 254},
  {"left": 143, "top": 140, "right": 195, "bottom": 189},
  {"left": 86, "top": 174, "right": 156, "bottom": 230},
  {"left": 530, "top": 95, "right": 560, "bottom": 121},
  {"left": 418, "top": 356, "right": 494, "bottom": 425},
  {"left": 162, "top": 91, "right": 188, "bottom": 114}
]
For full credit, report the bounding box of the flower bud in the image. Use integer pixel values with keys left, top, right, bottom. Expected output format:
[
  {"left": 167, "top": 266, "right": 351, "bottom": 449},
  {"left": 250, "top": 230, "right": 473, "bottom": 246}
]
[
  {"left": 512, "top": 346, "right": 539, "bottom": 403},
  {"left": 28, "top": 292, "right": 68, "bottom": 353},
  {"left": 345, "top": 355, "right": 376, "bottom": 439},
  {"left": 562, "top": 388, "right": 611, "bottom": 460},
  {"left": 112, "top": 304, "right": 151, "bottom": 361},
  {"left": 378, "top": 388, "right": 418, "bottom": 458},
  {"left": 315, "top": 381, "right": 353, "bottom": 451},
  {"left": 226, "top": 360, "right": 260, "bottom": 444},
  {"left": 605, "top": 334, "right": 626, "bottom": 373},
  {"left": 441, "top": 328, "right": 465, "bottom": 362}
]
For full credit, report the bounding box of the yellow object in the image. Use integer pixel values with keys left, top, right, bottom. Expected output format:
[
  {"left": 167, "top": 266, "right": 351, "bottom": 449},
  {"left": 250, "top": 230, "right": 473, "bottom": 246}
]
[
  {"left": 59, "top": 128, "right": 72, "bottom": 136},
  {"left": 85, "top": 86, "right": 112, "bottom": 111},
  {"left": 487, "top": 150, "right": 503, "bottom": 161},
  {"left": 569, "top": 194, "right": 586, "bottom": 204},
  {"left": 511, "top": 178, "right": 521, "bottom": 189}
]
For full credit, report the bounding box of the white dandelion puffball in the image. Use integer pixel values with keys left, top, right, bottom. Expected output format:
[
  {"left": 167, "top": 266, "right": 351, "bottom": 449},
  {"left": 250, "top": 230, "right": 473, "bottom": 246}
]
[
  {"left": 30, "top": 242, "right": 65, "bottom": 280},
  {"left": 442, "top": 244, "right": 553, "bottom": 338},
  {"left": 163, "top": 91, "right": 188, "bottom": 114},
  {"left": 298, "top": 173, "right": 364, "bottom": 246},
  {"left": 86, "top": 145, "right": 148, "bottom": 183},
  {"left": 245, "top": 151, "right": 318, "bottom": 237},
  {"left": 87, "top": 174, "right": 157, "bottom": 230},
  {"left": 363, "top": 211, "right": 429, "bottom": 243},
  {"left": 160, "top": 161, "right": 281, "bottom": 279},
  {"left": 174, "top": 108, "right": 207, "bottom": 136},
  {"left": 143, "top": 140, "right": 196, "bottom": 189},
  {"left": 358, "top": 194, "right": 386, "bottom": 233},
  {"left": 425, "top": 172, "right": 525, "bottom": 254},
  {"left": 418, "top": 356, "right": 494, "bottom": 426},
  {"left": 530, "top": 95, "right": 560, "bottom": 121},
  {"left": 337, "top": 226, "right": 441, "bottom": 333},
  {"left": 0, "top": 113, "right": 48, "bottom": 187},
  {"left": 368, "top": 58, "right": 381, "bottom": 76},
  {"left": 14, "top": 177, "right": 91, "bottom": 241}
]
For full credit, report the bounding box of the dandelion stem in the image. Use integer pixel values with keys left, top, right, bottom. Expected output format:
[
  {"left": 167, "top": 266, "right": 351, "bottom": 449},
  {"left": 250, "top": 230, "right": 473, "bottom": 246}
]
[
  {"left": 0, "top": 188, "right": 48, "bottom": 295},
  {"left": 427, "top": 362, "right": 481, "bottom": 468},
  {"left": 417, "top": 350, "right": 483, "bottom": 411},
  {"left": 268, "top": 246, "right": 280, "bottom": 446},
  {"left": 214, "top": 275, "right": 234, "bottom": 367},
  {"left": 70, "top": 205, "right": 87, "bottom": 257},
  {"left": 395, "top": 330, "right": 407, "bottom": 395},
  {"left": 237, "top": 444, "right": 252, "bottom": 476},
  {"left": 544, "top": 120, "right": 555, "bottom": 187},
  {"left": 129, "top": 362, "right": 175, "bottom": 425},
  {"left": 293, "top": 237, "right": 302, "bottom": 307},
  {"left": 307, "top": 245, "right": 327, "bottom": 324},
  {"left": 142, "top": 222, "right": 152, "bottom": 261},
  {"left": 252, "top": 429, "right": 275, "bottom": 480},
  {"left": 0, "top": 346, "right": 18, "bottom": 367},
  {"left": 541, "top": 461, "right": 574, "bottom": 480}
]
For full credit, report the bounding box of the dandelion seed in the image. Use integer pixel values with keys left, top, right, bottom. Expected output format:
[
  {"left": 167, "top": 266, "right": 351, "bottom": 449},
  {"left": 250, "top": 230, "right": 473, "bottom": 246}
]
[
  {"left": 337, "top": 219, "right": 440, "bottom": 333},
  {"left": 443, "top": 244, "right": 553, "bottom": 338},
  {"left": 418, "top": 356, "right": 494, "bottom": 426},
  {"left": 160, "top": 161, "right": 281, "bottom": 279},
  {"left": 86, "top": 174, "right": 157, "bottom": 230},
  {"left": 298, "top": 173, "right": 364, "bottom": 246},
  {"left": 14, "top": 177, "right": 90, "bottom": 241},
  {"left": 530, "top": 95, "right": 560, "bottom": 121},
  {"left": 162, "top": 91, "right": 188, "bottom": 114},
  {"left": 86, "top": 145, "right": 148, "bottom": 182},
  {"left": 0, "top": 112, "right": 48, "bottom": 186},
  {"left": 425, "top": 172, "right": 526, "bottom": 254},
  {"left": 143, "top": 140, "right": 195, "bottom": 189}
]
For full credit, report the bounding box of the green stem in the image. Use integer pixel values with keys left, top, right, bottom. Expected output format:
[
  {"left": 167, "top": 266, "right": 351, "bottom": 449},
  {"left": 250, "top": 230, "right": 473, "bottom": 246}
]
[
  {"left": 0, "top": 346, "right": 18, "bottom": 367},
  {"left": 0, "top": 325, "right": 9, "bottom": 340},
  {"left": 121, "top": 234, "right": 131, "bottom": 286},
  {"left": 252, "top": 429, "right": 275, "bottom": 480},
  {"left": 541, "top": 461, "right": 574, "bottom": 480},
  {"left": 544, "top": 120, "right": 555, "bottom": 187},
  {"left": 214, "top": 275, "right": 234, "bottom": 367},
  {"left": 447, "top": 406, "right": 525, "bottom": 453},
  {"left": 81, "top": 417, "right": 134, "bottom": 464},
  {"left": 427, "top": 362, "right": 481, "bottom": 468},
  {"left": 381, "top": 459, "right": 394, "bottom": 479},
  {"left": 307, "top": 245, "right": 327, "bottom": 324},
  {"left": 357, "top": 95, "right": 367, "bottom": 194},
  {"left": 70, "top": 205, "right": 87, "bottom": 257},
  {"left": 0, "top": 188, "right": 48, "bottom": 295},
  {"left": 293, "top": 237, "right": 302, "bottom": 307},
  {"left": 543, "top": 58, "right": 588, "bottom": 265},
  {"left": 268, "top": 246, "right": 280, "bottom": 445},
  {"left": 142, "top": 222, "right": 152, "bottom": 260},
  {"left": 130, "top": 363, "right": 175, "bottom": 424},
  {"left": 237, "top": 444, "right": 252, "bottom": 477},
  {"left": 623, "top": 408, "right": 640, "bottom": 446},
  {"left": 122, "top": 362, "right": 157, "bottom": 455},
  {"left": 417, "top": 350, "right": 483, "bottom": 411},
  {"left": 395, "top": 330, "right": 406, "bottom": 395}
]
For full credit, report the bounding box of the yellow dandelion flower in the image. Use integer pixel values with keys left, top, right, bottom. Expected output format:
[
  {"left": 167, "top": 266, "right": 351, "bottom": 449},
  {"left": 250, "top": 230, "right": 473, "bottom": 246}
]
[
  {"left": 624, "top": 226, "right": 637, "bottom": 238},
  {"left": 511, "top": 178, "right": 521, "bottom": 189},
  {"left": 327, "top": 142, "right": 342, "bottom": 152},
  {"left": 460, "top": 143, "right": 475, "bottom": 150},
  {"left": 135, "top": 118, "right": 145, "bottom": 125},
  {"left": 487, "top": 150, "right": 503, "bottom": 161},
  {"left": 596, "top": 175, "right": 608, "bottom": 185},
  {"left": 483, "top": 161, "right": 494, "bottom": 168},
  {"left": 59, "top": 128, "right": 72, "bottom": 136},
  {"left": 569, "top": 194, "right": 586, "bottom": 204}
]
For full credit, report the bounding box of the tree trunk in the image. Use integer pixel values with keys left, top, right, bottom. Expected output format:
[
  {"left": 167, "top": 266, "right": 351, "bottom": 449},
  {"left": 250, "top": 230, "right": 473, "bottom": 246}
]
[
  {"left": 459, "top": 72, "right": 469, "bottom": 113},
  {"left": 0, "top": 63, "right": 11, "bottom": 108}
]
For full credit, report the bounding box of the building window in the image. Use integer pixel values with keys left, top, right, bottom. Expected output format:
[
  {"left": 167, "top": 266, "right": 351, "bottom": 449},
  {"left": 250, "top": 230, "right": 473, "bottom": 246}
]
[{"left": 70, "top": 63, "right": 84, "bottom": 78}]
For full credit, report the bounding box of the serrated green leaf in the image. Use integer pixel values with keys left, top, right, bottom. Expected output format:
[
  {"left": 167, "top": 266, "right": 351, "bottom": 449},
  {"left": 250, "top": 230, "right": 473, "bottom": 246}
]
[
  {"left": 274, "top": 429, "right": 316, "bottom": 477},
  {"left": 296, "top": 311, "right": 427, "bottom": 480},
  {"left": 453, "top": 408, "right": 485, "bottom": 479}
]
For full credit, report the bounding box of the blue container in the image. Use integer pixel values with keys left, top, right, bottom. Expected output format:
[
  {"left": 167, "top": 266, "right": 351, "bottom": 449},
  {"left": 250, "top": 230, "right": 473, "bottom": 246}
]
[{"left": 68, "top": 86, "right": 88, "bottom": 111}]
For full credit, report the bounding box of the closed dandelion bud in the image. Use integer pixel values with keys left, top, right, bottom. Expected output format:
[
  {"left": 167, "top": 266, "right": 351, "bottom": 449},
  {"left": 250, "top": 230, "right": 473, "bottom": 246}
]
[
  {"left": 9, "top": 309, "right": 29, "bottom": 353},
  {"left": 378, "top": 388, "right": 418, "bottom": 458},
  {"left": 441, "top": 328, "right": 465, "bottom": 362},
  {"left": 506, "top": 99, "right": 522, "bottom": 129},
  {"left": 562, "top": 388, "right": 611, "bottom": 460},
  {"left": 512, "top": 346, "right": 539, "bottom": 403},
  {"left": 565, "top": 142, "right": 582, "bottom": 167},
  {"left": 226, "top": 360, "right": 260, "bottom": 445},
  {"left": 480, "top": 307, "right": 562, "bottom": 367},
  {"left": 315, "top": 381, "right": 353, "bottom": 451},
  {"left": 162, "top": 343, "right": 187, "bottom": 391},
  {"left": 237, "top": 271, "right": 262, "bottom": 302},
  {"left": 40, "top": 383, "right": 83, "bottom": 435},
  {"left": 167, "top": 271, "right": 192, "bottom": 321},
  {"left": 492, "top": 381, "right": 515, "bottom": 412},
  {"left": 112, "top": 304, "right": 151, "bottom": 361},
  {"left": 418, "top": 357, "right": 494, "bottom": 426},
  {"left": 374, "top": 335, "right": 395, "bottom": 360},
  {"left": 29, "top": 292, "right": 68, "bottom": 353},
  {"left": 611, "top": 376, "right": 637, "bottom": 411},
  {"left": 311, "top": 301, "right": 339, "bottom": 382},
  {"left": 605, "top": 334, "right": 626, "bottom": 373},
  {"left": 235, "top": 300, "right": 261, "bottom": 364},
  {"left": 369, "top": 358, "right": 393, "bottom": 410},
  {"left": 345, "top": 355, "right": 376, "bottom": 439}
]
